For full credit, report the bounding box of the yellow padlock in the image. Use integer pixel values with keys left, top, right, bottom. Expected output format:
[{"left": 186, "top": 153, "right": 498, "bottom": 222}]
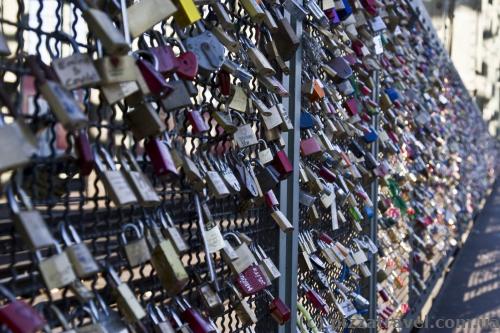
[{"left": 172, "top": 0, "right": 201, "bottom": 27}]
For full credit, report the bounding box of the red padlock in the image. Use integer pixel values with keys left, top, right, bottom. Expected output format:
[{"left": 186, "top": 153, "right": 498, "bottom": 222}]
[
  {"left": 187, "top": 109, "right": 209, "bottom": 134},
  {"left": 300, "top": 137, "right": 322, "bottom": 157},
  {"left": 0, "top": 284, "right": 46, "bottom": 333},
  {"left": 176, "top": 298, "right": 216, "bottom": 333},
  {"left": 174, "top": 39, "right": 198, "bottom": 81},
  {"left": 344, "top": 98, "right": 359, "bottom": 116},
  {"left": 217, "top": 70, "right": 231, "bottom": 96},
  {"left": 264, "top": 190, "right": 279, "bottom": 209},
  {"left": 145, "top": 137, "right": 179, "bottom": 176},
  {"left": 233, "top": 264, "right": 269, "bottom": 296},
  {"left": 303, "top": 284, "right": 329, "bottom": 314},
  {"left": 135, "top": 53, "right": 173, "bottom": 98},
  {"left": 272, "top": 150, "right": 293, "bottom": 179},
  {"left": 74, "top": 129, "right": 94, "bottom": 176},
  {"left": 265, "top": 290, "right": 291, "bottom": 325},
  {"left": 318, "top": 232, "right": 334, "bottom": 244},
  {"left": 318, "top": 166, "right": 336, "bottom": 182}
]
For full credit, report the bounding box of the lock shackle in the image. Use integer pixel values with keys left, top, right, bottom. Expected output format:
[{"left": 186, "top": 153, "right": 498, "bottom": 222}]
[
  {"left": 120, "top": 223, "right": 143, "bottom": 245},
  {"left": 147, "top": 303, "right": 167, "bottom": 323},
  {"left": 133, "top": 50, "right": 160, "bottom": 71},
  {"left": 7, "top": 183, "right": 34, "bottom": 213},
  {"left": 0, "top": 283, "right": 17, "bottom": 301},
  {"left": 93, "top": 145, "right": 118, "bottom": 172},
  {"left": 47, "top": 304, "right": 72, "bottom": 330},
  {"left": 118, "top": 148, "right": 142, "bottom": 173},
  {"left": 174, "top": 297, "right": 191, "bottom": 312},
  {"left": 158, "top": 209, "right": 175, "bottom": 228},
  {"left": 93, "top": 292, "right": 111, "bottom": 317},
  {"left": 257, "top": 139, "right": 268, "bottom": 149},
  {"left": 45, "top": 30, "right": 81, "bottom": 61},
  {"left": 81, "top": 305, "right": 100, "bottom": 324},
  {"left": 60, "top": 222, "right": 83, "bottom": 246},
  {"left": 222, "top": 232, "right": 241, "bottom": 245},
  {"left": 263, "top": 289, "right": 275, "bottom": 301},
  {"left": 230, "top": 110, "right": 247, "bottom": 125}
]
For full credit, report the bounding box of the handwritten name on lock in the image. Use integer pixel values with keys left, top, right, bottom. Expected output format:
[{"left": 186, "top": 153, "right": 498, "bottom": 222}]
[{"left": 52, "top": 53, "right": 100, "bottom": 90}]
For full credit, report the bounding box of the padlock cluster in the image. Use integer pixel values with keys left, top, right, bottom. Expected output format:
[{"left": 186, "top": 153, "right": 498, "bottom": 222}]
[{"left": 0, "top": 0, "right": 496, "bottom": 332}]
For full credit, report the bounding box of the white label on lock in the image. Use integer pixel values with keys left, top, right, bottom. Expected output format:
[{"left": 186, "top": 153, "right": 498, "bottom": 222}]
[
  {"left": 337, "top": 299, "right": 357, "bottom": 318},
  {"left": 373, "top": 35, "right": 384, "bottom": 55},
  {"left": 52, "top": 53, "right": 101, "bottom": 90},
  {"left": 370, "top": 16, "right": 387, "bottom": 32},
  {"left": 205, "top": 226, "right": 225, "bottom": 253}
]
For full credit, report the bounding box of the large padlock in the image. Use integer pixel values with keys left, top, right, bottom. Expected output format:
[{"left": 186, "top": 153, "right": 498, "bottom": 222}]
[
  {"left": 8, "top": 185, "right": 55, "bottom": 250},
  {"left": 134, "top": 50, "right": 173, "bottom": 98},
  {"left": 0, "top": 284, "right": 46, "bottom": 333},
  {"left": 127, "top": 0, "right": 176, "bottom": 38},
  {"left": 94, "top": 146, "right": 138, "bottom": 207},
  {"left": 183, "top": 22, "right": 225, "bottom": 76},
  {"left": 119, "top": 148, "right": 160, "bottom": 206},
  {"left": 121, "top": 222, "right": 151, "bottom": 267},
  {"left": 60, "top": 223, "right": 100, "bottom": 279},
  {"left": 26, "top": 55, "right": 88, "bottom": 130},
  {"left": 233, "top": 264, "right": 269, "bottom": 296}
]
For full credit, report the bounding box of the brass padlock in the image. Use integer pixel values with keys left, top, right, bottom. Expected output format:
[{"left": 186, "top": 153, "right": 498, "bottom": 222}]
[
  {"left": 158, "top": 209, "right": 189, "bottom": 254},
  {"left": 36, "top": 243, "right": 77, "bottom": 291},
  {"left": 105, "top": 266, "right": 146, "bottom": 323},
  {"left": 120, "top": 223, "right": 152, "bottom": 267},
  {"left": 221, "top": 233, "right": 257, "bottom": 274},
  {"left": 194, "top": 272, "right": 224, "bottom": 317},
  {"left": 119, "top": 148, "right": 160, "bottom": 206},
  {"left": 60, "top": 223, "right": 100, "bottom": 279},
  {"left": 8, "top": 185, "right": 55, "bottom": 250},
  {"left": 94, "top": 146, "right": 138, "bottom": 207},
  {"left": 233, "top": 112, "right": 258, "bottom": 148},
  {"left": 254, "top": 244, "right": 281, "bottom": 281},
  {"left": 228, "top": 282, "right": 257, "bottom": 326},
  {"left": 127, "top": 0, "right": 176, "bottom": 38},
  {"left": 26, "top": 55, "right": 88, "bottom": 130},
  {"left": 124, "top": 101, "right": 166, "bottom": 140}
]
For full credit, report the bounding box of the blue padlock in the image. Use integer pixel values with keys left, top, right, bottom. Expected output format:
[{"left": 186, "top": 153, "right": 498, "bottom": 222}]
[
  {"left": 363, "top": 126, "right": 378, "bottom": 143},
  {"left": 385, "top": 87, "right": 400, "bottom": 102},
  {"left": 336, "top": 0, "right": 353, "bottom": 20},
  {"left": 364, "top": 205, "right": 374, "bottom": 219},
  {"left": 300, "top": 111, "right": 315, "bottom": 129}
]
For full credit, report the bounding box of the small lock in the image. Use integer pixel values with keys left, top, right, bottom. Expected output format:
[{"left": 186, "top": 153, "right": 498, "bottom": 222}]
[
  {"left": 120, "top": 222, "right": 152, "bottom": 267},
  {"left": 176, "top": 298, "right": 216, "bottom": 333},
  {"left": 60, "top": 222, "right": 100, "bottom": 279},
  {"left": 124, "top": 101, "right": 166, "bottom": 140},
  {"left": 94, "top": 146, "right": 138, "bottom": 207},
  {"left": 158, "top": 209, "right": 189, "bottom": 254},
  {"left": 221, "top": 233, "right": 257, "bottom": 275},
  {"left": 118, "top": 148, "right": 160, "bottom": 207},
  {"left": 36, "top": 243, "right": 77, "bottom": 291},
  {"left": 264, "top": 290, "right": 291, "bottom": 325}
]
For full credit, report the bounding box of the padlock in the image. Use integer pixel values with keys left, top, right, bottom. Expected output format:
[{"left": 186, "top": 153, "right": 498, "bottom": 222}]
[
  {"left": 221, "top": 233, "right": 257, "bottom": 275},
  {"left": 119, "top": 148, "right": 160, "bottom": 206},
  {"left": 270, "top": 7, "right": 300, "bottom": 61},
  {"left": 215, "top": 156, "right": 241, "bottom": 194},
  {"left": 239, "top": 0, "right": 265, "bottom": 23},
  {"left": 335, "top": 290, "right": 358, "bottom": 318},
  {"left": 264, "top": 290, "right": 291, "bottom": 325},
  {"left": 199, "top": 155, "right": 230, "bottom": 199},
  {"left": 227, "top": 283, "right": 257, "bottom": 326},
  {"left": 49, "top": 31, "right": 101, "bottom": 90},
  {"left": 176, "top": 298, "right": 216, "bottom": 333},
  {"left": 94, "top": 146, "right": 138, "bottom": 207},
  {"left": 253, "top": 245, "right": 281, "bottom": 281},
  {"left": 195, "top": 196, "right": 225, "bottom": 254},
  {"left": 252, "top": 159, "right": 279, "bottom": 193},
  {"left": 300, "top": 135, "right": 323, "bottom": 157},
  {"left": 148, "top": 304, "right": 176, "bottom": 333},
  {"left": 134, "top": 50, "right": 174, "bottom": 98},
  {"left": 243, "top": 37, "right": 275, "bottom": 77},
  {"left": 257, "top": 139, "right": 274, "bottom": 165},
  {"left": 272, "top": 146, "right": 293, "bottom": 179},
  {"left": 172, "top": 0, "right": 201, "bottom": 27},
  {"left": 149, "top": 229, "right": 189, "bottom": 295},
  {"left": 194, "top": 272, "right": 224, "bottom": 317},
  {"left": 183, "top": 22, "right": 225, "bottom": 76},
  {"left": 121, "top": 223, "right": 151, "bottom": 267},
  {"left": 7, "top": 185, "right": 55, "bottom": 250},
  {"left": 231, "top": 155, "right": 259, "bottom": 199},
  {"left": 0, "top": 284, "right": 46, "bottom": 333},
  {"left": 271, "top": 207, "right": 294, "bottom": 233},
  {"left": 60, "top": 222, "right": 100, "bottom": 279},
  {"left": 145, "top": 136, "right": 180, "bottom": 177},
  {"left": 127, "top": 0, "right": 176, "bottom": 38},
  {"left": 105, "top": 266, "right": 146, "bottom": 323},
  {"left": 36, "top": 243, "right": 77, "bottom": 291},
  {"left": 74, "top": 0, "right": 130, "bottom": 55},
  {"left": 124, "top": 101, "right": 166, "bottom": 140},
  {"left": 0, "top": 86, "right": 37, "bottom": 173},
  {"left": 232, "top": 112, "right": 258, "bottom": 148},
  {"left": 93, "top": 294, "right": 130, "bottom": 333},
  {"left": 74, "top": 129, "right": 94, "bottom": 176},
  {"left": 187, "top": 108, "right": 209, "bottom": 134},
  {"left": 158, "top": 209, "right": 189, "bottom": 254},
  {"left": 233, "top": 264, "right": 269, "bottom": 296},
  {"left": 303, "top": 284, "right": 329, "bottom": 314},
  {"left": 42, "top": 304, "right": 78, "bottom": 333},
  {"left": 26, "top": 55, "right": 88, "bottom": 130}
]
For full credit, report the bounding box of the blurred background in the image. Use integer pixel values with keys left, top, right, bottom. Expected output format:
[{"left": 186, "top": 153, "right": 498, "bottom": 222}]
[{"left": 423, "top": 0, "right": 500, "bottom": 139}]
